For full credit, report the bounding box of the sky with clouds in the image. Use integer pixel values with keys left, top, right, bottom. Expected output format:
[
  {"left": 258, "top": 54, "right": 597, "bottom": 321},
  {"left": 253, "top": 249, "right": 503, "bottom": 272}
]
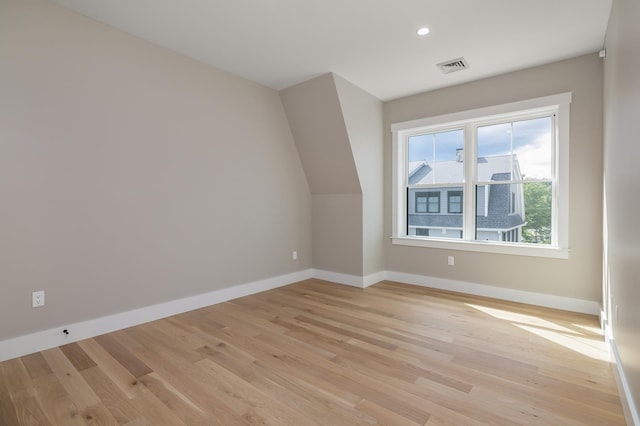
[{"left": 408, "top": 116, "right": 553, "bottom": 180}]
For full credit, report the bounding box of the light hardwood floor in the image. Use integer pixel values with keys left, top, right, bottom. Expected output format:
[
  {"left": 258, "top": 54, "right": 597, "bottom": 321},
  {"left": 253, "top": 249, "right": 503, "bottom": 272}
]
[{"left": 0, "top": 279, "right": 626, "bottom": 425}]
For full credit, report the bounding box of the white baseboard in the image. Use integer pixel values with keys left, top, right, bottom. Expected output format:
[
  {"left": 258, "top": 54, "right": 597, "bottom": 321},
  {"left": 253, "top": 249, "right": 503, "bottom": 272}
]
[
  {"left": 363, "top": 271, "right": 386, "bottom": 287},
  {"left": 0, "top": 268, "right": 601, "bottom": 362},
  {"left": 384, "top": 271, "right": 600, "bottom": 315},
  {"left": 0, "top": 269, "right": 313, "bottom": 363},
  {"left": 312, "top": 269, "right": 598, "bottom": 315},
  {"left": 311, "top": 269, "right": 385, "bottom": 288},
  {"left": 606, "top": 324, "right": 640, "bottom": 426},
  {"left": 312, "top": 269, "right": 365, "bottom": 288}
]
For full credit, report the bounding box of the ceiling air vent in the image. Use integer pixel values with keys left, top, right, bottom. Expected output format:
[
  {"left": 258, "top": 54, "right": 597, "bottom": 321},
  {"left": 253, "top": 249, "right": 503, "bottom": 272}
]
[{"left": 437, "top": 57, "right": 469, "bottom": 74}]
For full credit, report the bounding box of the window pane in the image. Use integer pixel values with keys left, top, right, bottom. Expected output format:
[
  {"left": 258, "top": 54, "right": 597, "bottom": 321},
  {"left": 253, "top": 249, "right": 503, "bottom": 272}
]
[
  {"left": 477, "top": 122, "right": 512, "bottom": 181},
  {"left": 477, "top": 116, "right": 553, "bottom": 181},
  {"left": 478, "top": 122, "right": 511, "bottom": 157},
  {"left": 415, "top": 192, "right": 427, "bottom": 213},
  {"left": 512, "top": 117, "right": 553, "bottom": 179},
  {"left": 448, "top": 190, "right": 462, "bottom": 214},
  {"left": 475, "top": 182, "right": 551, "bottom": 245},
  {"left": 521, "top": 181, "right": 552, "bottom": 244},
  {"left": 408, "top": 129, "right": 464, "bottom": 184},
  {"left": 407, "top": 187, "right": 462, "bottom": 240},
  {"left": 475, "top": 182, "right": 523, "bottom": 242},
  {"left": 427, "top": 192, "right": 440, "bottom": 213}
]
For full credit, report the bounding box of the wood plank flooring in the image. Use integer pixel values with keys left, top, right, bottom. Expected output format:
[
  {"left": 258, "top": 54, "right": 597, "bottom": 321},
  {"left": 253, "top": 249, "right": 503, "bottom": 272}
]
[{"left": 0, "top": 279, "right": 626, "bottom": 425}]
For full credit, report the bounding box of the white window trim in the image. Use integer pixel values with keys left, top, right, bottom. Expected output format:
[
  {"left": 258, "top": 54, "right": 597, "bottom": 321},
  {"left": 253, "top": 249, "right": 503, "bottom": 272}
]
[{"left": 391, "top": 93, "right": 571, "bottom": 259}]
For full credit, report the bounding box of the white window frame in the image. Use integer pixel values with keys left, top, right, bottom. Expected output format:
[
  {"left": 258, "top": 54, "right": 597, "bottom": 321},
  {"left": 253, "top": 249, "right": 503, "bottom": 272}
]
[{"left": 391, "top": 93, "right": 571, "bottom": 259}]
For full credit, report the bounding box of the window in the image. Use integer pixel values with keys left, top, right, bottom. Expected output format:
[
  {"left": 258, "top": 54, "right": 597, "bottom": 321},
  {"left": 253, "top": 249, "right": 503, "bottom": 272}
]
[
  {"left": 415, "top": 191, "right": 440, "bottom": 213},
  {"left": 391, "top": 93, "right": 570, "bottom": 258},
  {"left": 416, "top": 228, "right": 429, "bottom": 236},
  {"left": 415, "top": 193, "right": 427, "bottom": 213},
  {"left": 448, "top": 191, "right": 463, "bottom": 214}
]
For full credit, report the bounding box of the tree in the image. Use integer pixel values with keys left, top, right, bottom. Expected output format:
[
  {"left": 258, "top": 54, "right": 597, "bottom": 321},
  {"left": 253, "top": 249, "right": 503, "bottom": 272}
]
[{"left": 522, "top": 182, "right": 552, "bottom": 244}]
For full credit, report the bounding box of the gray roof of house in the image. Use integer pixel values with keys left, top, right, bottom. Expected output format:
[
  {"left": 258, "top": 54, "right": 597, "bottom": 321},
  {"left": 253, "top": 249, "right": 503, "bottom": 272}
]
[{"left": 408, "top": 154, "right": 518, "bottom": 184}]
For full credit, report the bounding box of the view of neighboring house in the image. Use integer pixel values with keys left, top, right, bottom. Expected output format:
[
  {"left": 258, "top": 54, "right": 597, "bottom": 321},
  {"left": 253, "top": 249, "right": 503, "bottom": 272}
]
[{"left": 407, "top": 153, "right": 525, "bottom": 241}]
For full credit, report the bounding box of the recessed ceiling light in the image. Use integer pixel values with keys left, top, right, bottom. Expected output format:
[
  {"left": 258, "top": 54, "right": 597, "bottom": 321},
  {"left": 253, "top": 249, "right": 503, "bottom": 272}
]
[{"left": 417, "top": 27, "right": 430, "bottom": 36}]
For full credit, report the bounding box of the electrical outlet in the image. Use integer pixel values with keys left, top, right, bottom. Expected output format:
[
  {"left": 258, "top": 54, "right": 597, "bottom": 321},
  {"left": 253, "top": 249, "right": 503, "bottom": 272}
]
[
  {"left": 447, "top": 256, "right": 455, "bottom": 266},
  {"left": 32, "top": 291, "right": 45, "bottom": 308},
  {"left": 292, "top": 251, "right": 298, "bottom": 260}
]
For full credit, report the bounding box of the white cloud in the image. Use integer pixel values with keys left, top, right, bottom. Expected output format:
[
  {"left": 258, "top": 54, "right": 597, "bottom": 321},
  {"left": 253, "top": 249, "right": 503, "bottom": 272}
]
[{"left": 514, "top": 131, "right": 552, "bottom": 179}]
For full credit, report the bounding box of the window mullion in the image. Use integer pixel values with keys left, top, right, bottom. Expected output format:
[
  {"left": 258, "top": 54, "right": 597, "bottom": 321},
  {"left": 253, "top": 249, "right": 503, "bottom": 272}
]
[
  {"left": 463, "top": 124, "right": 476, "bottom": 241},
  {"left": 551, "top": 113, "right": 559, "bottom": 247}
]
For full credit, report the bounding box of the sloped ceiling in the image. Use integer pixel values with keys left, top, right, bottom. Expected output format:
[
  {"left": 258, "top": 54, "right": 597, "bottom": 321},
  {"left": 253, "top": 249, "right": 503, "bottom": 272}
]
[{"left": 280, "top": 74, "right": 361, "bottom": 195}]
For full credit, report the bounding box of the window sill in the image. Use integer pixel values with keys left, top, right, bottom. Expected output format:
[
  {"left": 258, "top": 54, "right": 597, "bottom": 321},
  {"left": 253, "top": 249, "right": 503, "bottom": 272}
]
[{"left": 391, "top": 237, "right": 569, "bottom": 259}]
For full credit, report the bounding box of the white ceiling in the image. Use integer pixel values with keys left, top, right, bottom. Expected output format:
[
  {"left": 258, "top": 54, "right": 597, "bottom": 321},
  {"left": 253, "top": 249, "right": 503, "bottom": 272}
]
[{"left": 51, "top": 0, "right": 612, "bottom": 101}]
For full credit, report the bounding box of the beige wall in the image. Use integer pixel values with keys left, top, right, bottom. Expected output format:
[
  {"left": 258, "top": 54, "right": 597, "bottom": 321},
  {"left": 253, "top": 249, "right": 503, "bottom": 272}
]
[
  {"left": 384, "top": 54, "right": 604, "bottom": 302},
  {"left": 603, "top": 0, "right": 640, "bottom": 415},
  {"left": 0, "top": 0, "right": 311, "bottom": 340},
  {"left": 280, "top": 74, "right": 385, "bottom": 278},
  {"left": 333, "top": 76, "right": 385, "bottom": 276},
  {"left": 279, "top": 74, "right": 361, "bottom": 195},
  {"left": 312, "top": 194, "right": 363, "bottom": 276},
  {"left": 280, "top": 74, "right": 363, "bottom": 276}
]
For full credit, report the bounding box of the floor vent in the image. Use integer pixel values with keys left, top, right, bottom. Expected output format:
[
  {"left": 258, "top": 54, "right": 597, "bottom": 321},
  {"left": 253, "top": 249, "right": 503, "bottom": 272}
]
[{"left": 437, "top": 57, "right": 469, "bottom": 74}]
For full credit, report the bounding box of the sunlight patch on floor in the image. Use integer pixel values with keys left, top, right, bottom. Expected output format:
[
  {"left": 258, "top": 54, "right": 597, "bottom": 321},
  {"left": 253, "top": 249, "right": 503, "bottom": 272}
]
[
  {"left": 514, "top": 324, "right": 610, "bottom": 362},
  {"left": 465, "top": 304, "right": 576, "bottom": 333},
  {"left": 572, "top": 323, "right": 603, "bottom": 336},
  {"left": 465, "top": 303, "right": 610, "bottom": 361}
]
